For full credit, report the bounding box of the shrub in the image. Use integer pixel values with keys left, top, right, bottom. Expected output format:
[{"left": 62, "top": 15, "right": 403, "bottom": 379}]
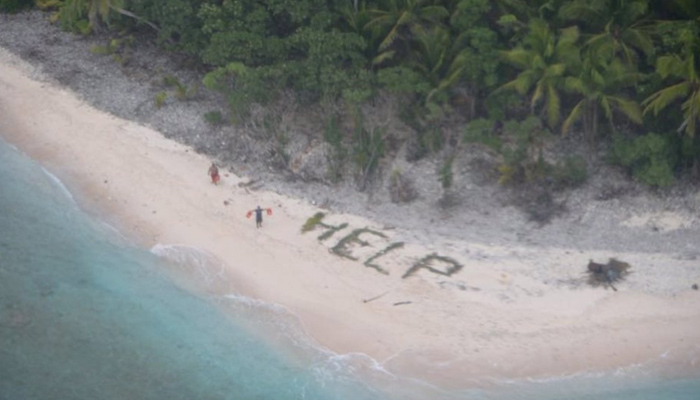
[
  {"left": 463, "top": 118, "right": 502, "bottom": 151},
  {"left": 389, "top": 169, "right": 418, "bottom": 203},
  {"left": 552, "top": 156, "right": 588, "bottom": 189},
  {"left": 0, "top": 0, "right": 33, "bottom": 13},
  {"left": 203, "top": 111, "right": 223, "bottom": 125},
  {"left": 610, "top": 133, "right": 677, "bottom": 187},
  {"left": 496, "top": 117, "right": 552, "bottom": 186},
  {"left": 323, "top": 115, "right": 347, "bottom": 183},
  {"left": 351, "top": 110, "right": 385, "bottom": 190},
  {"left": 154, "top": 92, "right": 168, "bottom": 109},
  {"left": 438, "top": 155, "right": 455, "bottom": 190}
]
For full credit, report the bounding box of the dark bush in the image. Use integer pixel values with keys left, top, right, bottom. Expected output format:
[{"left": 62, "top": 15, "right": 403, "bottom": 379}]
[
  {"left": 610, "top": 133, "right": 678, "bottom": 187},
  {"left": 0, "top": 0, "right": 34, "bottom": 13}
]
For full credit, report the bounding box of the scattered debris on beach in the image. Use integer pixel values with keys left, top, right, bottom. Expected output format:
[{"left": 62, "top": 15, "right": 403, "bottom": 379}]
[
  {"left": 587, "top": 258, "right": 632, "bottom": 291},
  {"left": 692, "top": 283, "right": 698, "bottom": 290}
]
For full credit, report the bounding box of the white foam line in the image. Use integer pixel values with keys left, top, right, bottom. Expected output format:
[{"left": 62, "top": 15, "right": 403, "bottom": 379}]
[
  {"left": 40, "top": 166, "right": 75, "bottom": 203},
  {"left": 222, "top": 293, "right": 288, "bottom": 313},
  {"left": 4, "top": 141, "right": 19, "bottom": 152},
  {"left": 151, "top": 243, "right": 230, "bottom": 283},
  {"left": 222, "top": 292, "right": 408, "bottom": 383}
]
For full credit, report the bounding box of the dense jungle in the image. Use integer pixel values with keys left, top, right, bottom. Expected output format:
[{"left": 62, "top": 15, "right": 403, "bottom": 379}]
[{"left": 2, "top": 0, "right": 700, "bottom": 225}]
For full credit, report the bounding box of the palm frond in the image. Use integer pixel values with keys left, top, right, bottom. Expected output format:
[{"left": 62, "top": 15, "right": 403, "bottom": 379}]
[
  {"left": 371, "top": 50, "right": 395, "bottom": 66},
  {"left": 378, "top": 22, "right": 402, "bottom": 50},
  {"left": 498, "top": 71, "right": 535, "bottom": 95},
  {"left": 420, "top": 5, "right": 450, "bottom": 21},
  {"left": 546, "top": 83, "right": 560, "bottom": 128},
  {"left": 562, "top": 99, "right": 586, "bottom": 134},
  {"left": 656, "top": 55, "right": 684, "bottom": 79},
  {"left": 621, "top": 28, "right": 654, "bottom": 58},
  {"left": 546, "top": 62, "right": 567, "bottom": 77},
  {"left": 642, "top": 82, "right": 690, "bottom": 115},
  {"left": 564, "top": 76, "right": 584, "bottom": 94},
  {"left": 680, "top": 91, "right": 700, "bottom": 137},
  {"left": 558, "top": 25, "right": 581, "bottom": 47},
  {"left": 500, "top": 48, "right": 532, "bottom": 68},
  {"left": 609, "top": 96, "right": 643, "bottom": 124},
  {"left": 558, "top": 1, "right": 600, "bottom": 25},
  {"left": 600, "top": 96, "right": 612, "bottom": 121}
]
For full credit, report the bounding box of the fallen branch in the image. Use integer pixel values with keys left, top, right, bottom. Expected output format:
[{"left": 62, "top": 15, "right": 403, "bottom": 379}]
[{"left": 362, "top": 291, "right": 389, "bottom": 303}]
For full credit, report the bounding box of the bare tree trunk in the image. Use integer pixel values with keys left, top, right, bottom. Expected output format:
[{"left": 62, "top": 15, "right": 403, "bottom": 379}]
[{"left": 592, "top": 104, "right": 598, "bottom": 146}]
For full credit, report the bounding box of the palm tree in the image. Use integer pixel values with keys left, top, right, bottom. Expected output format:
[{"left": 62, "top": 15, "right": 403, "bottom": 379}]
[
  {"left": 498, "top": 18, "right": 581, "bottom": 129},
  {"left": 559, "top": 0, "right": 654, "bottom": 66},
  {"left": 339, "top": 0, "right": 398, "bottom": 68},
  {"left": 642, "top": 51, "right": 700, "bottom": 137},
  {"left": 364, "top": 0, "right": 449, "bottom": 62},
  {"left": 563, "top": 55, "right": 642, "bottom": 139},
  {"left": 409, "top": 25, "right": 470, "bottom": 104}
]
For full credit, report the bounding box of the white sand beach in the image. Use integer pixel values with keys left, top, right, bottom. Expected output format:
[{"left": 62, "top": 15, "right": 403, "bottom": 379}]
[{"left": 2, "top": 49, "right": 700, "bottom": 389}]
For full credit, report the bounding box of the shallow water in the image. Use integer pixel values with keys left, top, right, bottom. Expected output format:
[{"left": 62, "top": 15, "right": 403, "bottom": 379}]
[{"left": 1, "top": 136, "right": 698, "bottom": 400}]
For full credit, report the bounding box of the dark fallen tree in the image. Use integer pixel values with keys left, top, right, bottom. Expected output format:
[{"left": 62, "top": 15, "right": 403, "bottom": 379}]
[{"left": 587, "top": 258, "right": 632, "bottom": 291}]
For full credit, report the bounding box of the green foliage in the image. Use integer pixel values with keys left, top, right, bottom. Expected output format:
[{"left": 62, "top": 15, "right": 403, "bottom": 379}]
[
  {"left": 448, "top": 0, "right": 503, "bottom": 105},
  {"left": 551, "top": 155, "right": 588, "bottom": 189},
  {"left": 438, "top": 155, "right": 455, "bottom": 189},
  {"left": 196, "top": 0, "right": 369, "bottom": 105},
  {"left": 203, "top": 110, "right": 223, "bottom": 126},
  {"left": 202, "top": 62, "right": 266, "bottom": 122},
  {"left": 351, "top": 109, "right": 385, "bottom": 189},
  {"left": 498, "top": 18, "right": 581, "bottom": 129},
  {"left": 377, "top": 66, "right": 431, "bottom": 96},
  {"left": 463, "top": 118, "right": 503, "bottom": 151},
  {"left": 36, "top": 0, "right": 62, "bottom": 11},
  {"left": 90, "top": 36, "right": 131, "bottom": 58},
  {"left": 154, "top": 91, "right": 167, "bottom": 109},
  {"left": 0, "top": 0, "right": 34, "bottom": 13},
  {"left": 162, "top": 74, "right": 197, "bottom": 100},
  {"left": 365, "top": 0, "right": 450, "bottom": 56},
  {"left": 58, "top": 0, "right": 123, "bottom": 33},
  {"left": 317, "top": 222, "right": 349, "bottom": 242},
  {"left": 301, "top": 212, "right": 326, "bottom": 233},
  {"left": 129, "top": 0, "right": 204, "bottom": 52},
  {"left": 610, "top": 133, "right": 678, "bottom": 186},
  {"left": 559, "top": 0, "right": 653, "bottom": 66},
  {"left": 323, "top": 115, "right": 347, "bottom": 183},
  {"left": 364, "top": 242, "right": 405, "bottom": 275},
  {"left": 403, "top": 253, "right": 463, "bottom": 279},
  {"left": 479, "top": 116, "right": 587, "bottom": 189},
  {"left": 642, "top": 51, "right": 700, "bottom": 138},
  {"left": 23, "top": 0, "right": 700, "bottom": 186},
  {"left": 331, "top": 228, "right": 388, "bottom": 261},
  {"left": 562, "top": 56, "right": 643, "bottom": 139},
  {"left": 498, "top": 117, "right": 552, "bottom": 185}
]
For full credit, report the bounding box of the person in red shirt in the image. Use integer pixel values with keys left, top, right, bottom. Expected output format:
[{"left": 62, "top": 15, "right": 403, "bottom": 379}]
[{"left": 208, "top": 162, "right": 220, "bottom": 185}]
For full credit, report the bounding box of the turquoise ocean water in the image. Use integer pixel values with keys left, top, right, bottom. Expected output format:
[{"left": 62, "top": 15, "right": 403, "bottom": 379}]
[{"left": 1, "top": 135, "right": 699, "bottom": 400}]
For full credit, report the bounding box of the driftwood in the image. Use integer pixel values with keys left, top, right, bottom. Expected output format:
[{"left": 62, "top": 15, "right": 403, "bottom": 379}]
[
  {"left": 587, "top": 258, "right": 631, "bottom": 291},
  {"left": 362, "top": 291, "right": 389, "bottom": 303}
]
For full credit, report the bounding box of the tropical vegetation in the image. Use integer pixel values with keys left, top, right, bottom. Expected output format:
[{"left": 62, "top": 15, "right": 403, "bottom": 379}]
[{"left": 3, "top": 0, "right": 700, "bottom": 190}]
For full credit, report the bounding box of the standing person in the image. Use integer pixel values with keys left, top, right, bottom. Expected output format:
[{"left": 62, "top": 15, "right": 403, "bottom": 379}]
[
  {"left": 208, "top": 162, "right": 220, "bottom": 185},
  {"left": 246, "top": 206, "right": 272, "bottom": 228}
]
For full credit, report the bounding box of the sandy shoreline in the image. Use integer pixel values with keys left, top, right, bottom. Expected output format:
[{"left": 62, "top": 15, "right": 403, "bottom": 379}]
[{"left": 2, "top": 49, "right": 700, "bottom": 389}]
